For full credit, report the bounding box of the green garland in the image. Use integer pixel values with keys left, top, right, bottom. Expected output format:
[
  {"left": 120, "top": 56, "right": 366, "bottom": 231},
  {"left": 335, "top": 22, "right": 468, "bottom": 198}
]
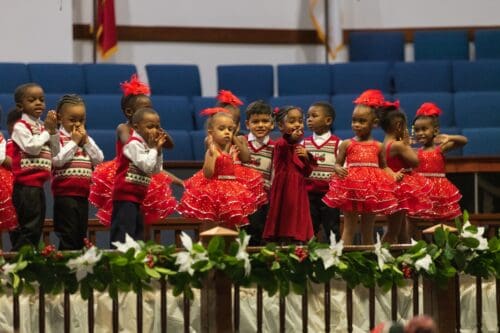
[{"left": 0, "top": 211, "right": 499, "bottom": 299}]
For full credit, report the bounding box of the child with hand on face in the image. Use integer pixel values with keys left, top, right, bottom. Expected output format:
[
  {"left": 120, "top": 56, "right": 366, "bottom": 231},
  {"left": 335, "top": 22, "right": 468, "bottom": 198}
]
[
  {"left": 9, "top": 83, "right": 60, "bottom": 250},
  {"left": 322, "top": 90, "right": 398, "bottom": 245},
  {"left": 111, "top": 108, "right": 167, "bottom": 243},
  {"left": 177, "top": 108, "right": 259, "bottom": 228},
  {"left": 263, "top": 106, "right": 316, "bottom": 243},
  {"left": 409, "top": 102, "right": 467, "bottom": 222},
  {"left": 304, "top": 101, "right": 342, "bottom": 242},
  {"left": 52, "top": 94, "right": 104, "bottom": 250}
]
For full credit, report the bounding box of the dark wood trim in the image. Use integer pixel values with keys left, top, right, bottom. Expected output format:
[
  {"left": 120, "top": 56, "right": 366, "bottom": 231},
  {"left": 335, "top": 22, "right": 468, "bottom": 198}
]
[{"left": 74, "top": 23, "right": 500, "bottom": 44}]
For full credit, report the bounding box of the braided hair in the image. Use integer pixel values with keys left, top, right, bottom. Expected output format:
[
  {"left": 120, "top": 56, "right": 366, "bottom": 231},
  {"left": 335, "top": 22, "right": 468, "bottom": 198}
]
[{"left": 56, "top": 94, "right": 85, "bottom": 115}]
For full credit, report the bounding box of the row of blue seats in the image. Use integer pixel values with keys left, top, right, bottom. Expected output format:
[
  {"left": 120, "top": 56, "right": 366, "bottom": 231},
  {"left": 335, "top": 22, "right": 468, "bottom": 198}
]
[
  {"left": 348, "top": 29, "right": 500, "bottom": 62},
  {"left": 2, "top": 92, "right": 499, "bottom": 132},
  {"left": 3, "top": 60, "right": 500, "bottom": 99},
  {"left": 1, "top": 126, "right": 496, "bottom": 160}
]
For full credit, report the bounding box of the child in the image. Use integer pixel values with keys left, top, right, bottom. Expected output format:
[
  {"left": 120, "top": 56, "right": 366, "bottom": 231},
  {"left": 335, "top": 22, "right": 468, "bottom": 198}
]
[
  {"left": 242, "top": 100, "right": 275, "bottom": 245},
  {"left": 52, "top": 94, "right": 104, "bottom": 250},
  {"left": 9, "top": 83, "right": 60, "bottom": 250},
  {"left": 89, "top": 74, "right": 177, "bottom": 226},
  {"left": 304, "top": 101, "right": 341, "bottom": 242},
  {"left": 0, "top": 112, "right": 17, "bottom": 230},
  {"left": 263, "top": 106, "right": 316, "bottom": 242},
  {"left": 409, "top": 102, "right": 467, "bottom": 221},
  {"left": 377, "top": 102, "right": 432, "bottom": 244},
  {"left": 322, "top": 90, "right": 398, "bottom": 245},
  {"left": 4, "top": 108, "right": 23, "bottom": 165},
  {"left": 177, "top": 108, "right": 259, "bottom": 227},
  {"left": 111, "top": 107, "right": 166, "bottom": 242}
]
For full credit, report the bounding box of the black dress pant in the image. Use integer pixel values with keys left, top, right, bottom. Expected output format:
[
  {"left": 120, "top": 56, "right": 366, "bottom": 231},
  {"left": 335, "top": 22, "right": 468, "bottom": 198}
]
[
  {"left": 54, "top": 195, "right": 89, "bottom": 250},
  {"left": 246, "top": 204, "right": 269, "bottom": 246},
  {"left": 308, "top": 192, "right": 340, "bottom": 242},
  {"left": 110, "top": 200, "right": 144, "bottom": 245}
]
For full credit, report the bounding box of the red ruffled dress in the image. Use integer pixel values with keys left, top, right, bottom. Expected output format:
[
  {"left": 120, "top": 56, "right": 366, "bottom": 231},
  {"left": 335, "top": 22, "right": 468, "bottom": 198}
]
[
  {"left": 89, "top": 129, "right": 177, "bottom": 226},
  {"left": 409, "top": 146, "right": 462, "bottom": 220},
  {"left": 231, "top": 146, "right": 267, "bottom": 208},
  {"left": 385, "top": 142, "right": 433, "bottom": 215},
  {"left": 263, "top": 135, "right": 315, "bottom": 242},
  {"left": 0, "top": 138, "right": 18, "bottom": 230},
  {"left": 322, "top": 140, "right": 398, "bottom": 214},
  {"left": 177, "top": 151, "right": 258, "bottom": 228}
]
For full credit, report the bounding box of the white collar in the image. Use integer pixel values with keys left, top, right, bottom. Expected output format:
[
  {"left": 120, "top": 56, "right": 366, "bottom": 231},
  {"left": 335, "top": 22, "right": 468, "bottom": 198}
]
[
  {"left": 21, "top": 113, "right": 42, "bottom": 125},
  {"left": 248, "top": 132, "right": 270, "bottom": 145},
  {"left": 313, "top": 131, "right": 331, "bottom": 141}
]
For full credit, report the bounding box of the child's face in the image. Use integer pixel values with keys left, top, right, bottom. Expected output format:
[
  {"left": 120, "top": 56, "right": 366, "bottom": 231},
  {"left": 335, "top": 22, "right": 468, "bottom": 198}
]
[
  {"left": 134, "top": 112, "right": 161, "bottom": 143},
  {"left": 59, "top": 104, "right": 86, "bottom": 133},
  {"left": 246, "top": 114, "right": 274, "bottom": 139},
  {"left": 124, "top": 95, "right": 152, "bottom": 120},
  {"left": 351, "top": 105, "right": 376, "bottom": 139},
  {"left": 278, "top": 108, "right": 304, "bottom": 134},
  {"left": 17, "top": 86, "right": 45, "bottom": 119},
  {"left": 307, "top": 106, "right": 332, "bottom": 134},
  {"left": 208, "top": 115, "right": 235, "bottom": 147},
  {"left": 413, "top": 117, "right": 438, "bottom": 146}
]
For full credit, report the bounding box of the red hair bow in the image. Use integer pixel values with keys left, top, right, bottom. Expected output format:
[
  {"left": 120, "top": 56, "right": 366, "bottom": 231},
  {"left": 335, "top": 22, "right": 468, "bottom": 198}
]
[
  {"left": 200, "top": 107, "right": 231, "bottom": 117},
  {"left": 120, "top": 74, "right": 151, "bottom": 96},
  {"left": 217, "top": 90, "right": 243, "bottom": 107},
  {"left": 383, "top": 100, "right": 400, "bottom": 108},
  {"left": 416, "top": 102, "right": 442, "bottom": 117},
  {"left": 273, "top": 107, "right": 280, "bottom": 114},
  {"left": 353, "top": 89, "right": 386, "bottom": 107}
]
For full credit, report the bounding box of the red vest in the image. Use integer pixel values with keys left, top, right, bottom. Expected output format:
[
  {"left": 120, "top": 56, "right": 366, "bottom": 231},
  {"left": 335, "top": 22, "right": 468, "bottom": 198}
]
[
  {"left": 51, "top": 131, "right": 93, "bottom": 197},
  {"left": 112, "top": 137, "right": 152, "bottom": 203},
  {"left": 243, "top": 137, "right": 274, "bottom": 191},
  {"left": 304, "top": 134, "right": 340, "bottom": 193},
  {"left": 11, "top": 120, "right": 52, "bottom": 187}
]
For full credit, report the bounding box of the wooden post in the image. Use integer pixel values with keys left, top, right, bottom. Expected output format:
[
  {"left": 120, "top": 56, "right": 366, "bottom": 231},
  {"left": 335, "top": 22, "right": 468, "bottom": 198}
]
[{"left": 200, "top": 227, "right": 238, "bottom": 333}]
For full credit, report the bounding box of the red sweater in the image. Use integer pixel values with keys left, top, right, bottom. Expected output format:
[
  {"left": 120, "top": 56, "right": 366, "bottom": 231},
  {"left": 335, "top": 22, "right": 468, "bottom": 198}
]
[
  {"left": 51, "top": 132, "right": 93, "bottom": 197},
  {"left": 11, "top": 120, "right": 52, "bottom": 187},
  {"left": 304, "top": 134, "right": 340, "bottom": 193}
]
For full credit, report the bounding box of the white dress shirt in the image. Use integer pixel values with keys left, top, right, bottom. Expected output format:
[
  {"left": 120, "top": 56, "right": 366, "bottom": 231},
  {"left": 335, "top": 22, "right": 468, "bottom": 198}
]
[
  {"left": 312, "top": 131, "right": 332, "bottom": 145},
  {"left": 123, "top": 131, "right": 163, "bottom": 175},
  {"left": 11, "top": 113, "right": 60, "bottom": 156},
  {"left": 247, "top": 132, "right": 270, "bottom": 149},
  {"left": 52, "top": 128, "right": 104, "bottom": 168},
  {"left": 0, "top": 135, "right": 5, "bottom": 165}
]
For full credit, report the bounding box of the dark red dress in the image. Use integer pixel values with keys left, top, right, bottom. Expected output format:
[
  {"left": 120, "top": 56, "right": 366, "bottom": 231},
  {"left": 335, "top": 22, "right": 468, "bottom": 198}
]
[
  {"left": 177, "top": 151, "right": 259, "bottom": 228},
  {"left": 385, "top": 142, "right": 432, "bottom": 215},
  {"left": 323, "top": 140, "right": 398, "bottom": 214},
  {"left": 409, "top": 146, "right": 462, "bottom": 220},
  {"left": 263, "top": 135, "right": 315, "bottom": 242}
]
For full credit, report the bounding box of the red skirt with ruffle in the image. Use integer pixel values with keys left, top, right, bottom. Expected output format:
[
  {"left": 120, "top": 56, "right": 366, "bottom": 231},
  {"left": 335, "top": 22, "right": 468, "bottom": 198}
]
[
  {"left": 0, "top": 167, "right": 17, "bottom": 230},
  {"left": 393, "top": 171, "right": 433, "bottom": 215},
  {"left": 233, "top": 163, "right": 267, "bottom": 208}
]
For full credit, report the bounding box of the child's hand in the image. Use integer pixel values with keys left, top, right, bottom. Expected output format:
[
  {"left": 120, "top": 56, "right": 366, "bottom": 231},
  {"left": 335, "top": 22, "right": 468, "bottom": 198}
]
[
  {"left": 71, "top": 125, "right": 84, "bottom": 145},
  {"left": 333, "top": 164, "right": 348, "bottom": 178},
  {"left": 394, "top": 169, "right": 405, "bottom": 182},
  {"left": 78, "top": 126, "right": 89, "bottom": 145},
  {"left": 44, "top": 110, "right": 58, "bottom": 134},
  {"left": 231, "top": 145, "right": 240, "bottom": 159},
  {"left": 155, "top": 132, "right": 167, "bottom": 150},
  {"left": 295, "top": 146, "right": 308, "bottom": 160},
  {"left": 206, "top": 135, "right": 216, "bottom": 156},
  {"left": 402, "top": 128, "right": 411, "bottom": 146},
  {"left": 290, "top": 128, "right": 304, "bottom": 141}
]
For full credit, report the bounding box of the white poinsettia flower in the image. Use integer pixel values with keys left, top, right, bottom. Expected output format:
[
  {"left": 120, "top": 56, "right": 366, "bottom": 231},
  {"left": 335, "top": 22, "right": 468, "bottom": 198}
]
[
  {"left": 112, "top": 234, "right": 142, "bottom": 256},
  {"left": 414, "top": 254, "right": 433, "bottom": 272},
  {"left": 236, "top": 234, "right": 251, "bottom": 276},
  {"left": 0, "top": 263, "right": 17, "bottom": 284},
  {"left": 66, "top": 246, "right": 102, "bottom": 282},
  {"left": 410, "top": 238, "right": 418, "bottom": 246},
  {"left": 461, "top": 221, "right": 489, "bottom": 250},
  {"left": 374, "top": 233, "right": 394, "bottom": 271},
  {"left": 175, "top": 232, "right": 208, "bottom": 276},
  {"left": 315, "top": 232, "right": 344, "bottom": 270}
]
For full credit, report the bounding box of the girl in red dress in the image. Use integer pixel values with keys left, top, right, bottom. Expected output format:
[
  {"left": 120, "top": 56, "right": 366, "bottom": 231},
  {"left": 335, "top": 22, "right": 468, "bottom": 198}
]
[
  {"left": 89, "top": 74, "right": 178, "bottom": 226},
  {"left": 377, "top": 102, "right": 432, "bottom": 243},
  {"left": 322, "top": 90, "right": 398, "bottom": 245},
  {"left": 409, "top": 102, "right": 468, "bottom": 221},
  {"left": 177, "top": 108, "right": 259, "bottom": 228},
  {"left": 0, "top": 131, "right": 17, "bottom": 230},
  {"left": 263, "top": 106, "right": 316, "bottom": 242}
]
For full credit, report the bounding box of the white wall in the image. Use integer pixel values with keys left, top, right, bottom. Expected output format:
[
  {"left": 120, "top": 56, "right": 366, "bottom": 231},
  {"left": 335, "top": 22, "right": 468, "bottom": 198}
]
[{"left": 0, "top": 0, "right": 73, "bottom": 62}]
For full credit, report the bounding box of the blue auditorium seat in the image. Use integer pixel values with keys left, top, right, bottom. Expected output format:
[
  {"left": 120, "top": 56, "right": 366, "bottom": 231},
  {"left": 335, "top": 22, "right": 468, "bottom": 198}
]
[
  {"left": 277, "top": 64, "right": 331, "bottom": 96},
  {"left": 151, "top": 96, "right": 194, "bottom": 131},
  {"left": 462, "top": 128, "right": 500, "bottom": 156},
  {"left": 217, "top": 65, "right": 274, "bottom": 102},
  {"left": 44, "top": 94, "right": 62, "bottom": 111},
  {"left": 269, "top": 95, "right": 330, "bottom": 115},
  {"left": 475, "top": 29, "right": 500, "bottom": 60},
  {"left": 83, "top": 94, "right": 122, "bottom": 129},
  {"left": 28, "top": 63, "right": 85, "bottom": 94},
  {"left": 453, "top": 60, "right": 500, "bottom": 92},
  {"left": 87, "top": 129, "right": 116, "bottom": 161},
  {"left": 394, "top": 92, "right": 454, "bottom": 127},
  {"left": 454, "top": 92, "right": 500, "bottom": 128},
  {"left": 414, "top": 31, "right": 469, "bottom": 61},
  {"left": 146, "top": 64, "right": 201, "bottom": 96},
  {"left": 331, "top": 62, "right": 392, "bottom": 95},
  {"left": 349, "top": 31, "right": 405, "bottom": 62},
  {"left": 83, "top": 64, "right": 137, "bottom": 94},
  {"left": 0, "top": 63, "right": 30, "bottom": 94},
  {"left": 190, "top": 130, "right": 207, "bottom": 161},
  {"left": 164, "top": 130, "right": 193, "bottom": 160},
  {"left": 331, "top": 94, "right": 362, "bottom": 130},
  {"left": 0, "top": 94, "right": 14, "bottom": 130},
  {"left": 393, "top": 61, "right": 452, "bottom": 93}
]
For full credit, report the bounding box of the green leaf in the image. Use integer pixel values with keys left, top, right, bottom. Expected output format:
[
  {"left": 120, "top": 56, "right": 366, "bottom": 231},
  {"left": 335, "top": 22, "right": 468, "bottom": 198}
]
[
  {"left": 207, "top": 236, "right": 224, "bottom": 254},
  {"left": 113, "top": 257, "right": 129, "bottom": 266},
  {"left": 462, "top": 237, "right": 480, "bottom": 249},
  {"left": 145, "top": 266, "right": 161, "bottom": 279},
  {"left": 12, "top": 274, "right": 20, "bottom": 289},
  {"left": 271, "top": 261, "right": 280, "bottom": 271},
  {"left": 434, "top": 227, "right": 446, "bottom": 247},
  {"left": 155, "top": 267, "right": 176, "bottom": 276},
  {"left": 462, "top": 210, "right": 469, "bottom": 224}
]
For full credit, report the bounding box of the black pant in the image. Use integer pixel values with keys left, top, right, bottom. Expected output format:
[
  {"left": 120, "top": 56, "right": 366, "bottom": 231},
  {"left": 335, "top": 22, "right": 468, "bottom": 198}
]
[
  {"left": 10, "top": 184, "right": 46, "bottom": 251},
  {"left": 54, "top": 196, "right": 89, "bottom": 250},
  {"left": 246, "top": 204, "right": 269, "bottom": 246},
  {"left": 110, "top": 200, "right": 144, "bottom": 245},
  {"left": 308, "top": 192, "right": 340, "bottom": 242}
]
